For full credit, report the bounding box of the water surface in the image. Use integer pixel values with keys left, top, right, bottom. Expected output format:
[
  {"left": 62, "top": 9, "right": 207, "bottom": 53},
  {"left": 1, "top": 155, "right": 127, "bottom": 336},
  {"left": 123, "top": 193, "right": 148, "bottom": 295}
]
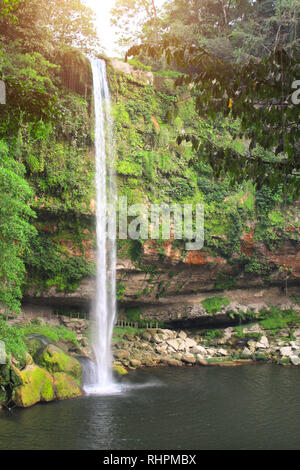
[{"left": 1, "top": 365, "right": 300, "bottom": 450}]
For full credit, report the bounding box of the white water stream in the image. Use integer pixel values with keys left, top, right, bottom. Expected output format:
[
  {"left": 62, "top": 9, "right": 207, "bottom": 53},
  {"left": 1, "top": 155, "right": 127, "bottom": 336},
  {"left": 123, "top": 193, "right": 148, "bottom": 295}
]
[{"left": 84, "top": 58, "right": 117, "bottom": 394}]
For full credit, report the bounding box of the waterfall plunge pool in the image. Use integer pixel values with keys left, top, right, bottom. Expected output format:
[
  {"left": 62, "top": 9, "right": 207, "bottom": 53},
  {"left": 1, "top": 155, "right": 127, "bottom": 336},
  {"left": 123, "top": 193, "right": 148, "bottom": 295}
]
[{"left": 1, "top": 365, "right": 300, "bottom": 450}]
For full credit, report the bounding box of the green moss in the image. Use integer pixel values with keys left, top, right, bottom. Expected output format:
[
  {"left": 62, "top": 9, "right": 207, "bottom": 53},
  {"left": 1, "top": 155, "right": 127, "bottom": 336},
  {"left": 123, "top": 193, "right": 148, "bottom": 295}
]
[
  {"left": 201, "top": 296, "right": 230, "bottom": 314},
  {"left": 117, "top": 282, "right": 126, "bottom": 301},
  {"left": 0, "top": 387, "right": 7, "bottom": 405},
  {"left": 20, "top": 322, "right": 79, "bottom": 349},
  {"left": 0, "top": 365, "right": 11, "bottom": 387},
  {"left": 280, "top": 358, "right": 291, "bottom": 366},
  {"left": 113, "top": 365, "right": 128, "bottom": 376},
  {"left": 36, "top": 344, "right": 82, "bottom": 385},
  {"left": 53, "top": 372, "right": 82, "bottom": 400},
  {"left": 214, "top": 274, "right": 236, "bottom": 291},
  {"left": 12, "top": 365, "right": 55, "bottom": 407},
  {"left": 204, "top": 329, "right": 224, "bottom": 340},
  {"left": 122, "top": 307, "right": 164, "bottom": 329},
  {"left": 24, "top": 231, "right": 95, "bottom": 294},
  {"left": 255, "top": 353, "right": 269, "bottom": 362},
  {"left": 260, "top": 308, "right": 300, "bottom": 330}
]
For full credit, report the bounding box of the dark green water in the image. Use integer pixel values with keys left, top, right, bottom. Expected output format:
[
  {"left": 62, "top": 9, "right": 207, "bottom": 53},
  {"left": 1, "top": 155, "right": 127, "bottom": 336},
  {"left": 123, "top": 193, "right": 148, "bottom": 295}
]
[{"left": 1, "top": 365, "right": 300, "bottom": 450}]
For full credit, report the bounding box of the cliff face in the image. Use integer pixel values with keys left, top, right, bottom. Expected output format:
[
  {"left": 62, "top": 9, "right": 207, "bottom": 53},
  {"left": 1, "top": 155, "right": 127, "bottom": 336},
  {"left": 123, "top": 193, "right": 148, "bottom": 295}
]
[
  {"left": 21, "top": 58, "right": 300, "bottom": 326},
  {"left": 24, "top": 232, "right": 300, "bottom": 325}
]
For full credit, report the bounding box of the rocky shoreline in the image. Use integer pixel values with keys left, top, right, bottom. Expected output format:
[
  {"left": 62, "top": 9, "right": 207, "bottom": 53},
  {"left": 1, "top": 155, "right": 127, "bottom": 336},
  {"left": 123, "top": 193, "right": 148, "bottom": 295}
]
[
  {"left": 57, "top": 307, "right": 300, "bottom": 370},
  {"left": 112, "top": 324, "right": 300, "bottom": 371},
  {"left": 1, "top": 305, "right": 300, "bottom": 410}
]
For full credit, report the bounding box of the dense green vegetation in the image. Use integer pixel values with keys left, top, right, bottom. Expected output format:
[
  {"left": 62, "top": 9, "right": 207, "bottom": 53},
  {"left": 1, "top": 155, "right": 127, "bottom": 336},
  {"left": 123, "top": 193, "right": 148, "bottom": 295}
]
[
  {"left": 0, "top": 0, "right": 298, "bottom": 314},
  {"left": 201, "top": 296, "right": 230, "bottom": 314},
  {"left": 124, "top": 0, "right": 300, "bottom": 193},
  {"left": 110, "top": 61, "right": 299, "bottom": 282},
  {"left": 0, "top": 316, "right": 79, "bottom": 363},
  {"left": 0, "top": 0, "right": 96, "bottom": 311}
]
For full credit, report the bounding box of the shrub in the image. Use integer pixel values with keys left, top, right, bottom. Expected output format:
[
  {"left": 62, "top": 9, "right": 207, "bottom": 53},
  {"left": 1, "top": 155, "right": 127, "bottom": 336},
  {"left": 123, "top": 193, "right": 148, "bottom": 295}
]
[{"left": 201, "top": 296, "right": 230, "bottom": 314}]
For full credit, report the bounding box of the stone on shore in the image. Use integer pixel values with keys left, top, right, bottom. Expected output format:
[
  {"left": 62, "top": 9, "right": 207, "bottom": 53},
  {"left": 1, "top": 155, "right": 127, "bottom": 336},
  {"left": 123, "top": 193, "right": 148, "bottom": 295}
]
[
  {"left": 53, "top": 372, "right": 82, "bottom": 400},
  {"left": 12, "top": 364, "right": 55, "bottom": 408},
  {"left": 182, "top": 353, "right": 196, "bottom": 364},
  {"left": 36, "top": 344, "right": 82, "bottom": 385}
]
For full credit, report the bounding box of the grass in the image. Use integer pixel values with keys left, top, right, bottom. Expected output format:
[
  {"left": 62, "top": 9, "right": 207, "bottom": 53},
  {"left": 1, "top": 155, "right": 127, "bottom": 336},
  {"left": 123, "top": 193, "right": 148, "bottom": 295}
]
[
  {"left": 260, "top": 308, "right": 300, "bottom": 331},
  {"left": 18, "top": 321, "right": 79, "bottom": 347},
  {"left": 204, "top": 329, "right": 224, "bottom": 340},
  {"left": 234, "top": 326, "right": 262, "bottom": 340},
  {"left": 201, "top": 296, "right": 230, "bottom": 314},
  {"left": 0, "top": 318, "right": 79, "bottom": 363},
  {"left": 123, "top": 306, "right": 165, "bottom": 328},
  {"left": 112, "top": 325, "right": 142, "bottom": 343}
]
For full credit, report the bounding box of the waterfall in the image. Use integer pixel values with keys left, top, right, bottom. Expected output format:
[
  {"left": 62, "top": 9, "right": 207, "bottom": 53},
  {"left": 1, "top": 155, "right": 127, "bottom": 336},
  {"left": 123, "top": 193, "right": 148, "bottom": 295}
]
[{"left": 85, "top": 58, "right": 117, "bottom": 394}]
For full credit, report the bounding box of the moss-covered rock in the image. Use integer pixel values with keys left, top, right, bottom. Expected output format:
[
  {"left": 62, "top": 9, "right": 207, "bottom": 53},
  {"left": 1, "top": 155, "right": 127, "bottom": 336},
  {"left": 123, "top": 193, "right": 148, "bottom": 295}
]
[
  {"left": 10, "top": 365, "right": 23, "bottom": 387},
  {"left": 36, "top": 344, "right": 82, "bottom": 385},
  {"left": 0, "top": 387, "right": 7, "bottom": 405},
  {"left": 113, "top": 365, "right": 128, "bottom": 376},
  {"left": 0, "top": 364, "right": 11, "bottom": 386},
  {"left": 53, "top": 372, "right": 82, "bottom": 400},
  {"left": 25, "top": 338, "right": 44, "bottom": 359},
  {"left": 12, "top": 364, "right": 55, "bottom": 408}
]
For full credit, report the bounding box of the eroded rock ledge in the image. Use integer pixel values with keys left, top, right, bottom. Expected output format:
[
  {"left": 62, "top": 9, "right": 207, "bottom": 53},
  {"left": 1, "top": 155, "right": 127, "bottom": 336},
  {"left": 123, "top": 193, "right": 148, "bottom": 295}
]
[{"left": 23, "top": 234, "right": 300, "bottom": 325}]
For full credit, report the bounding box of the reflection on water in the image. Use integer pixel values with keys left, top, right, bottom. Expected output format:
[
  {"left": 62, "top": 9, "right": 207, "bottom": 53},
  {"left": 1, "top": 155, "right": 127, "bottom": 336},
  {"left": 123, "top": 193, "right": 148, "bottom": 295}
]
[{"left": 1, "top": 365, "right": 300, "bottom": 450}]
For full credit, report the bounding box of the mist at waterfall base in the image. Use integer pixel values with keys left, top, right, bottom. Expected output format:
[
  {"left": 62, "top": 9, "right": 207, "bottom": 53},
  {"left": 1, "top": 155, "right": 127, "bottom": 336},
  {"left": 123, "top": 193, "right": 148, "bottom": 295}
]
[{"left": 83, "top": 58, "right": 118, "bottom": 395}]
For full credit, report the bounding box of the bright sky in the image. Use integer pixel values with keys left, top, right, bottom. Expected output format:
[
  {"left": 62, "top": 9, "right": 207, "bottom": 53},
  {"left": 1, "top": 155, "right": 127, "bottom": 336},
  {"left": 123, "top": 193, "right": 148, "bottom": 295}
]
[{"left": 85, "top": 0, "right": 166, "bottom": 57}]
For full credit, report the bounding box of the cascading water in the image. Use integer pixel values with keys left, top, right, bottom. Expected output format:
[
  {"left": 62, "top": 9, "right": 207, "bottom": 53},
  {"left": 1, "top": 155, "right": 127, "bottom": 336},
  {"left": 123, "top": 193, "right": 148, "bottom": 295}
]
[{"left": 84, "top": 58, "right": 117, "bottom": 394}]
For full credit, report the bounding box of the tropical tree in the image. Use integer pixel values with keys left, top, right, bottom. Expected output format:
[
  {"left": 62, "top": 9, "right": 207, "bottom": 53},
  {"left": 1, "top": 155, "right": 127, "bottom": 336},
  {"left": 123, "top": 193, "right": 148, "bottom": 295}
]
[
  {"left": 111, "top": 0, "right": 162, "bottom": 49},
  {"left": 126, "top": 0, "right": 300, "bottom": 195},
  {"left": 0, "top": 0, "right": 98, "bottom": 55}
]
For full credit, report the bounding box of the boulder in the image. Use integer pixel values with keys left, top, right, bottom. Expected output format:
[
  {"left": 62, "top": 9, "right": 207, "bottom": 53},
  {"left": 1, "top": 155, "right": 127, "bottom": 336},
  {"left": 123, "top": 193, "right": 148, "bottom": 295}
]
[
  {"left": 113, "top": 365, "right": 128, "bottom": 376},
  {"left": 193, "top": 345, "right": 207, "bottom": 356},
  {"left": 247, "top": 340, "right": 257, "bottom": 353},
  {"left": 160, "top": 329, "right": 177, "bottom": 340},
  {"left": 290, "top": 356, "right": 300, "bottom": 366},
  {"left": 155, "top": 345, "right": 167, "bottom": 354},
  {"left": 242, "top": 347, "right": 252, "bottom": 357},
  {"left": 185, "top": 338, "right": 197, "bottom": 349},
  {"left": 280, "top": 346, "right": 294, "bottom": 358},
  {"left": 142, "top": 332, "right": 152, "bottom": 342},
  {"left": 24, "top": 338, "right": 44, "bottom": 359},
  {"left": 153, "top": 334, "right": 164, "bottom": 344},
  {"left": 206, "top": 348, "right": 218, "bottom": 357},
  {"left": 218, "top": 348, "right": 228, "bottom": 357},
  {"left": 130, "top": 359, "right": 142, "bottom": 368},
  {"left": 12, "top": 365, "right": 55, "bottom": 408},
  {"left": 114, "top": 349, "right": 130, "bottom": 361},
  {"left": 256, "top": 336, "right": 269, "bottom": 349},
  {"left": 53, "top": 372, "right": 82, "bottom": 400},
  {"left": 182, "top": 353, "right": 196, "bottom": 364},
  {"left": 166, "top": 339, "right": 179, "bottom": 351},
  {"left": 36, "top": 344, "right": 82, "bottom": 385},
  {"left": 178, "top": 331, "right": 187, "bottom": 340},
  {"left": 196, "top": 355, "right": 208, "bottom": 366},
  {"left": 166, "top": 359, "right": 182, "bottom": 367}
]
